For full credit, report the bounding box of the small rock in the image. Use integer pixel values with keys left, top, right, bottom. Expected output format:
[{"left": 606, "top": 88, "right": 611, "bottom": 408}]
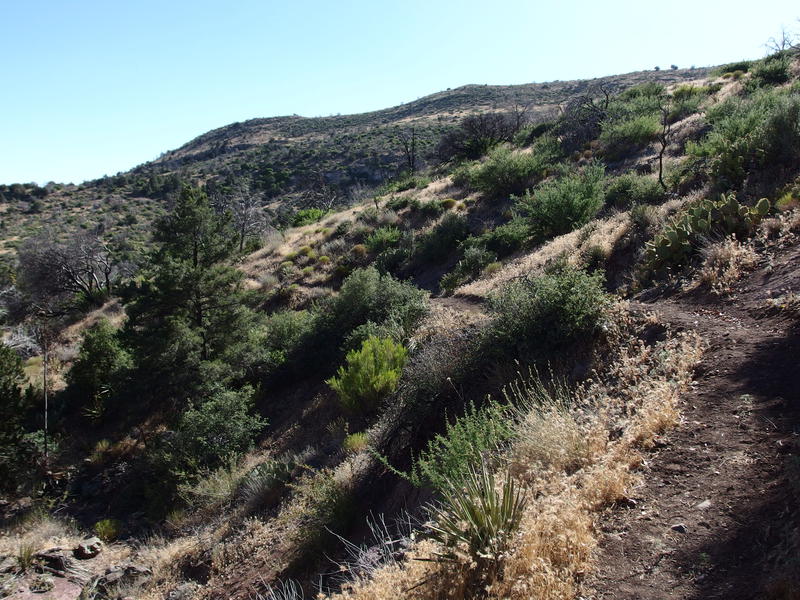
[
  {"left": 696, "top": 499, "right": 712, "bottom": 509},
  {"left": 168, "top": 582, "right": 199, "bottom": 600},
  {"left": 74, "top": 536, "right": 103, "bottom": 559},
  {"left": 671, "top": 523, "right": 688, "bottom": 534},
  {"left": 29, "top": 574, "right": 55, "bottom": 593},
  {"left": 0, "top": 555, "right": 16, "bottom": 573}
]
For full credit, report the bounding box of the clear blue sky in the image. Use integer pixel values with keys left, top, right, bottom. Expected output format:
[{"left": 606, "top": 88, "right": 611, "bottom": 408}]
[{"left": 1, "top": 0, "right": 797, "bottom": 185}]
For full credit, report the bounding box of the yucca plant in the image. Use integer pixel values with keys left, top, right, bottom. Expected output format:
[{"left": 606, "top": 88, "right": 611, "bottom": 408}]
[{"left": 427, "top": 460, "right": 527, "bottom": 567}]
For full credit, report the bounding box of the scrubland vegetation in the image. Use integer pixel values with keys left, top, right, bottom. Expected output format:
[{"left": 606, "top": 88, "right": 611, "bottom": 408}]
[{"left": 2, "top": 43, "right": 800, "bottom": 600}]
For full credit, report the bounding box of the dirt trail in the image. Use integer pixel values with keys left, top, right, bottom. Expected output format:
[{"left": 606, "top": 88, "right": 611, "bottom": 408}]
[{"left": 587, "top": 245, "right": 800, "bottom": 599}]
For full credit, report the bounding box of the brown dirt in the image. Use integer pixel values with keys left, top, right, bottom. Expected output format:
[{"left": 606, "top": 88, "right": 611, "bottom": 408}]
[{"left": 586, "top": 244, "right": 800, "bottom": 599}]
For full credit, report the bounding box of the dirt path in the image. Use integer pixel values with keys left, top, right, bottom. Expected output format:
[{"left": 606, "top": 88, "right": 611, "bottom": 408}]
[{"left": 586, "top": 246, "right": 800, "bottom": 599}]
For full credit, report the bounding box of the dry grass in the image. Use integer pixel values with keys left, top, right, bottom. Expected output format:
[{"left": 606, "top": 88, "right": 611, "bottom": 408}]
[
  {"left": 694, "top": 236, "right": 759, "bottom": 296},
  {"left": 455, "top": 209, "right": 635, "bottom": 299},
  {"left": 327, "top": 312, "right": 703, "bottom": 600}
]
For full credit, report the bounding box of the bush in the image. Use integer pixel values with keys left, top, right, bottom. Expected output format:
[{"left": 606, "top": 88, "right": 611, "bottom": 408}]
[
  {"left": 516, "top": 163, "right": 606, "bottom": 241},
  {"left": 440, "top": 246, "right": 497, "bottom": 294},
  {"left": 487, "top": 264, "right": 610, "bottom": 360},
  {"left": 320, "top": 267, "right": 428, "bottom": 345},
  {"left": 688, "top": 87, "right": 800, "bottom": 191},
  {"left": 411, "top": 213, "right": 469, "bottom": 264},
  {"left": 365, "top": 226, "right": 402, "bottom": 254},
  {"left": 68, "top": 320, "right": 133, "bottom": 418},
  {"left": 468, "top": 140, "right": 559, "bottom": 198},
  {"left": 750, "top": 53, "right": 791, "bottom": 87},
  {"left": 261, "top": 309, "right": 314, "bottom": 375},
  {"left": 471, "top": 219, "right": 528, "bottom": 257},
  {"left": 435, "top": 112, "right": 520, "bottom": 162},
  {"left": 644, "top": 195, "right": 770, "bottom": 273},
  {"left": 600, "top": 114, "right": 661, "bottom": 161},
  {"left": 170, "top": 387, "right": 267, "bottom": 474},
  {"left": 411, "top": 400, "right": 512, "bottom": 491},
  {"left": 291, "top": 208, "right": 328, "bottom": 227},
  {"left": 342, "top": 431, "right": 369, "bottom": 454},
  {"left": 604, "top": 173, "right": 666, "bottom": 209},
  {"left": 93, "top": 518, "right": 122, "bottom": 542},
  {"left": 327, "top": 336, "right": 407, "bottom": 415},
  {"left": 714, "top": 60, "right": 753, "bottom": 76}
]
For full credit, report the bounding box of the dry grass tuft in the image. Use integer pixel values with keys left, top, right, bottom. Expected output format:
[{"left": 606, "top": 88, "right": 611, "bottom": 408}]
[{"left": 695, "top": 236, "right": 759, "bottom": 295}]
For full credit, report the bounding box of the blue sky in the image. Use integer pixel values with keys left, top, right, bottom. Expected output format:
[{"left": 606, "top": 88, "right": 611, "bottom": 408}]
[{"left": 1, "top": 0, "right": 798, "bottom": 185}]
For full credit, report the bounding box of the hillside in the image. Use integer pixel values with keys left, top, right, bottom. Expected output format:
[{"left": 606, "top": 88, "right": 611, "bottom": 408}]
[
  {"left": 1, "top": 49, "right": 800, "bottom": 600},
  {"left": 0, "top": 68, "right": 709, "bottom": 265}
]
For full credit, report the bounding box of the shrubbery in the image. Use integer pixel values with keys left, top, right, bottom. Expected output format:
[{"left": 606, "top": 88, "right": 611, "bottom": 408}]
[
  {"left": 410, "top": 213, "right": 470, "bottom": 264},
  {"left": 365, "top": 226, "right": 402, "bottom": 254},
  {"left": 688, "top": 86, "right": 800, "bottom": 191},
  {"left": 516, "top": 163, "right": 606, "bottom": 241},
  {"left": 410, "top": 400, "right": 512, "bottom": 491},
  {"left": 327, "top": 336, "right": 407, "bottom": 415},
  {"left": 467, "top": 139, "right": 559, "bottom": 198},
  {"left": 487, "top": 264, "right": 610, "bottom": 360},
  {"left": 600, "top": 114, "right": 661, "bottom": 161},
  {"left": 291, "top": 208, "right": 329, "bottom": 227},
  {"left": 67, "top": 319, "right": 132, "bottom": 419},
  {"left": 604, "top": 173, "right": 666, "bottom": 209},
  {"left": 440, "top": 246, "right": 497, "bottom": 294}
]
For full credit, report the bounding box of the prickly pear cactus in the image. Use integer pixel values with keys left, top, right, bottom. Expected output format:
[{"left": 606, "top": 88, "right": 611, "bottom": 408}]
[{"left": 645, "top": 194, "right": 770, "bottom": 273}]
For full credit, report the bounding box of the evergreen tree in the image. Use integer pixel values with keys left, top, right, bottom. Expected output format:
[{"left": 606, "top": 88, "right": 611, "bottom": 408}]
[
  {"left": 123, "top": 185, "right": 261, "bottom": 407},
  {"left": 0, "top": 344, "right": 33, "bottom": 492}
]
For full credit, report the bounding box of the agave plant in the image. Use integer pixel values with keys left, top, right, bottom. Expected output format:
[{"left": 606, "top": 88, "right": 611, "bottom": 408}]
[{"left": 427, "top": 460, "right": 527, "bottom": 564}]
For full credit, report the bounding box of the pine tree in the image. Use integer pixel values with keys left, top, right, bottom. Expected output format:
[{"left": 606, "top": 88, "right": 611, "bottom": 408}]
[{"left": 124, "top": 185, "right": 260, "bottom": 407}]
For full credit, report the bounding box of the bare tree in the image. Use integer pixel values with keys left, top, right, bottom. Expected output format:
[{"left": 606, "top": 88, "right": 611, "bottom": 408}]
[
  {"left": 396, "top": 127, "right": 418, "bottom": 175},
  {"left": 18, "top": 231, "right": 117, "bottom": 306},
  {"left": 213, "top": 183, "right": 271, "bottom": 252}
]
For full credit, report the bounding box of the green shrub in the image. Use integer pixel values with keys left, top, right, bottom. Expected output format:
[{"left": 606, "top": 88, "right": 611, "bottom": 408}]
[
  {"left": 327, "top": 336, "right": 407, "bottom": 415},
  {"left": 171, "top": 387, "right": 267, "bottom": 474},
  {"left": 600, "top": 114, "right": 661, "bottom": 161},
  {"left": 262, "top": 309, "right": 314, "bottom": 375},
  {"left": 688, "top": 87, "right": 800, "bottom": 190},
  {"left": 469, "top": 141, "right": 559, "bottom": 197},
  {"left": 440, "top": 198, "right": 457, "bottom": 210},
  {"left": 342, "top": 431, "right": 369, "bottom": 454},
  {"left": 365, "top": 226, "right": 402, "bottom": 254},
  {"left": 411, "top": 213, "right": 469, "bottom": 264},
  {"left": 67, "top": 320, "right": 132, "bottom": 419},
  {"left": 516, "top": 163, "right": 606, "bottom": 241},
  {"left": 386, "top": 196, "right": 409, "bottom": 211},
  {"left": 93, "top": 518, "right": 122, "bottom": 542},
  {"left": 471, "top": 219, "right": 528, "bottom": 257},
  {"left": 714, "top": 60, "right": 753, "bottom": 76},
  {"left": 604, "top": 173, "right": 666, "bottom": 209},
  {"left": 427, "top": 461, "right": 526, "bottom": 572},
  {"left": 237, "top": 456, "right": 297, "bottom": 511},
  {"left": 440, "top": 246, "right": 497, "bottom": 294},
  {"left": 319, "top": 267, "right": 428, "bottom": 345},
  {"left": 291, "top": 208, "right": 328, "bottom": 227},
  {"left": 750, "top": 53, "right": 791, "bottom": 87},
  {"left": 411, "top": 400, "right": 512, "bottom": 491},
  {"left": 487, "top": 264, "right": 610, "bottom": 359}
]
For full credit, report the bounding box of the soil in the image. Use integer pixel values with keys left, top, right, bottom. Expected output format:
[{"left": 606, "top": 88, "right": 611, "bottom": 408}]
[{"left": 586, "top": 243, "right": 800, "bottom": 599}]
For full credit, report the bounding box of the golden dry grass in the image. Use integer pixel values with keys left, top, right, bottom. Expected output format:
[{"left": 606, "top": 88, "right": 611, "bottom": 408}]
[
  {"left": 694, "top": 236, "right": 759, "bottom": 296},
  {"left": 327, "top": 313, "right": 703, "bottom": 600}
]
